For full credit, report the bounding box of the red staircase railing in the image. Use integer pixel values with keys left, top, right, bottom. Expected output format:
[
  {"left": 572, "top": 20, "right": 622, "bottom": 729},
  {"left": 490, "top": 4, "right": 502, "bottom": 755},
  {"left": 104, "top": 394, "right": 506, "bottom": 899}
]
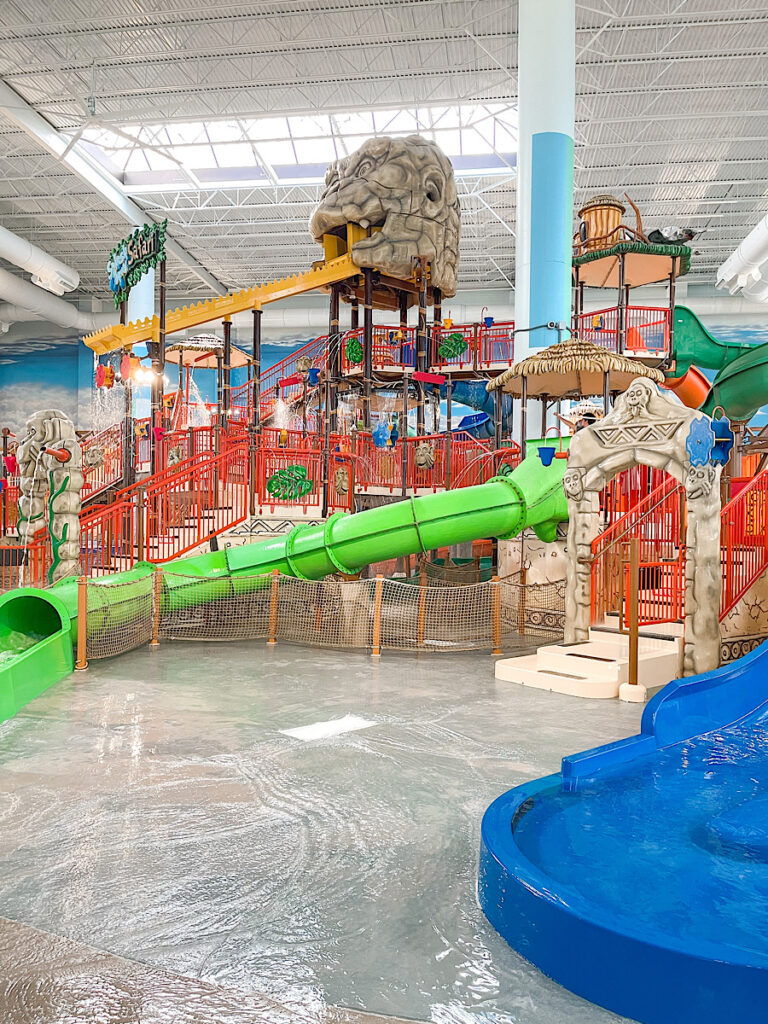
[
  {"left": 591, "top": 473, "right": 685, "bottom": 625},
  {"left": 81, "top": 422, "right": 124, "bottom": 500},
  {"left": 720, "top": 468, "right": 768, "bottom": 619}
]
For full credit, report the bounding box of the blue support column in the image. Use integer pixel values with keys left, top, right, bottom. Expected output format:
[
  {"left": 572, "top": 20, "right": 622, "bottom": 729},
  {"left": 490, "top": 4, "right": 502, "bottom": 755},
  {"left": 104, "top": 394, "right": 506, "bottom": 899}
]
[{"left": 515, "top": 0, "right": 575, "bottom": 357}]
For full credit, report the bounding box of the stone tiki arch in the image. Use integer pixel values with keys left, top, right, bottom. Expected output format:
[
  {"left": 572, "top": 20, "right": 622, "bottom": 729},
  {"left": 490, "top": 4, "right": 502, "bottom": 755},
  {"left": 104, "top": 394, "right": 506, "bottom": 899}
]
[{"left": 563, "top": 378, "right": 722, "bottom": 676}]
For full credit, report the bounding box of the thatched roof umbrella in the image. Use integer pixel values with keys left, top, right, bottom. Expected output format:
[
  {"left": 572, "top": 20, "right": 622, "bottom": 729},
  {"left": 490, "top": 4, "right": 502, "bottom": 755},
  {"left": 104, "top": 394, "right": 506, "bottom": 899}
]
[
  {"left": 166, "top": 334, "right": 251, "bottom": 424},
  {"left": 486, "top": 337, "right": 665, "bottom": 456}
]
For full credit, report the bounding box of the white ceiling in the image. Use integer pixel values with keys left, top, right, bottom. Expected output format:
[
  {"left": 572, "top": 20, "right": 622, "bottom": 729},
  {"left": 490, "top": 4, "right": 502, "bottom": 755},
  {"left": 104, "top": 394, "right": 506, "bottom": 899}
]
[{"left": 0, "top": 0, "right": 765, "bottom": 304}]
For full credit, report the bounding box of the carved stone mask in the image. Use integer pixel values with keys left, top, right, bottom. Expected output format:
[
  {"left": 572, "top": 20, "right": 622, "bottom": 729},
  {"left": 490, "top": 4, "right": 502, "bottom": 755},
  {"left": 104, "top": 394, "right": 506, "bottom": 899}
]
[
  {"left": 685, "top": 463, "right": 716, "bottom": 501},
  {"left": 625, "top": 380, "right": 652, "bottom": 417},
  {"left": 309, "top": 134, "right": 460, "bottom": 296},
  {"left": 563, "top": 466, "right": 586, "bottom": 502}
]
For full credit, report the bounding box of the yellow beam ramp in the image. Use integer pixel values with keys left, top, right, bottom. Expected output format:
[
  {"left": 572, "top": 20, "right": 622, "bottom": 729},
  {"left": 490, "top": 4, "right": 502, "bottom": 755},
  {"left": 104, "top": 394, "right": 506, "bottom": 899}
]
[{"left": 83, "top": 252, "right": 361, "bottom": 355}]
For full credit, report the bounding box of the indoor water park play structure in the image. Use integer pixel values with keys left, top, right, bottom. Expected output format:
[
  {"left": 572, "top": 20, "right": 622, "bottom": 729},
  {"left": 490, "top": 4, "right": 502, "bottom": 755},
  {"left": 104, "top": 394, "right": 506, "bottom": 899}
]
[{"left": 4, "top": 122, "right": 768, "bottom": 1024}]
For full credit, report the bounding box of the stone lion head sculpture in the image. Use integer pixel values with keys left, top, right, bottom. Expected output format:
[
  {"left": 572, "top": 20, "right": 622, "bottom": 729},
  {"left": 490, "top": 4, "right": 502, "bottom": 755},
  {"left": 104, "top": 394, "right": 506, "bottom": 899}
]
[{"left": 310, "top": 134, "right": 460, "bottom": 296}]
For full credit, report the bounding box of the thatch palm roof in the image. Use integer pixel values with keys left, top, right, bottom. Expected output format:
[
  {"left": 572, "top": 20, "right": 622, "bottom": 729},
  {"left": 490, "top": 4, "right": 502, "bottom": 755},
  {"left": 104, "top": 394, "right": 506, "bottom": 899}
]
[
  {"left": 165, "top": 334, "right": 251, "bottom": 368},
  {"left": 486, "top": 336, "right": 665, "bottom": 398}
]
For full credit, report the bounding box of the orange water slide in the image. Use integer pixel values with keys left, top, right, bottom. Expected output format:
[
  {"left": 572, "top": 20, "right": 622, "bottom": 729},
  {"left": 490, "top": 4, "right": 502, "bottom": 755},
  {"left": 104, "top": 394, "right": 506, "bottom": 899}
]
[{"left": 663, "top": 366, "right": 711, "bottom": 409}]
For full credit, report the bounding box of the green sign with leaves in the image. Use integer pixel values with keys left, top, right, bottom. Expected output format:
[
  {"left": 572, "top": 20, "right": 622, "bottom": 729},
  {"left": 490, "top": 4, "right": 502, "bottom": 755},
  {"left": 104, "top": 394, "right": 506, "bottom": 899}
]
[{"left": 107, "top": 220, "right": 167, "bottom": 308}]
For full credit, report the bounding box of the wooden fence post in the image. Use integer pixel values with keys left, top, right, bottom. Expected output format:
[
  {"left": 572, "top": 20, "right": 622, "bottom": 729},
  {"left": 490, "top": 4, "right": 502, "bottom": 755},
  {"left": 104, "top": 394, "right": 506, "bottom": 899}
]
[
  {"left": 417, "top": 560, "right": 427, "bottom": 647},
  {"left": 517, "top": 565, "right": 527, "bottom": 636},
  {"left": 267, "top": 568, "right": 279, "bottom": 645},
  {"left": 492, "top": 574, "right": 502, "bottom": 655},
  {"left": 75, "top": 576, "right": 88, "bottom": 670},
  {"left": 371, "top": 574, "right": 384, "bottom": 658},
  {"left": 628, "top": 536, "right": 640, "bottom": 688},
  {"left": 136, "top": 488, "right": 146, "bottom": 563},
  {"left": 150, "top": 567, "right": 163, "bottom": 648}
]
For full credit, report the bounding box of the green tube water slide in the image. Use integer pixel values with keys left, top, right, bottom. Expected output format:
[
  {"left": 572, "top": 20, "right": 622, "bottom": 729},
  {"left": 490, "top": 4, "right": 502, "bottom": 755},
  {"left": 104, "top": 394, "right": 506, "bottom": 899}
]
[
  {"left": 671, "top": 306, "right": 768, "bottom": 421},
  {"left": 0, "top": 439, "right": 570, "bottom": 722}
]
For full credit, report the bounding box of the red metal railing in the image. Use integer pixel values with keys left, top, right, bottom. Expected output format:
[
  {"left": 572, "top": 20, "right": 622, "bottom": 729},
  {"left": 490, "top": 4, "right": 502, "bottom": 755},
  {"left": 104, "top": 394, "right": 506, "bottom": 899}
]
[
  {"left": 429, "top": 321, "right": 515, "bottom": 373},
  {"left": 477, "top": 321, "right": 516, "bottom": 368},
  {"left": 0, "top": 529, "right": 48, "bottom": 589},
  {"left": 450, "top": 444, "right": 522, "bottom": 489},
  {"left": 339, "top": 326, "right": 417, "bottom": 375},
  {"left": 430, "top": 325, "right": 476, "bottom": 372},
  {"left": 720, "top": 468, "right": 768, "bottom": 619},
  {"left": 624, "top": 558, "right": 685, "bottom": 627},
  {"left": 80, "top": 500, "right": 136, "bottom": 577},
  {"left": 141, "top": 444, "right": 249, "bottom": 563},
  {"left": 591, "top": 472, "right": 685, "bottom": 625},
  {"left": 257, "top": 447, "right": 325, "bottom": 513},
  {"left": 577, "top": 306, "right": 670, "bottom": 356},
  {"left": 81, "top": 422, "right": 125, "bottom": 500}
]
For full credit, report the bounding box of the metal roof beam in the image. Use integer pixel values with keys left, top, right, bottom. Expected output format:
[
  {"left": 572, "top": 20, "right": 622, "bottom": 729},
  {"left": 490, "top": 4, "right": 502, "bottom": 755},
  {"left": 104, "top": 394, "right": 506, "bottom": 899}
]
[{"left": 0, "top": 78, "right": 227, "bottom": 297}]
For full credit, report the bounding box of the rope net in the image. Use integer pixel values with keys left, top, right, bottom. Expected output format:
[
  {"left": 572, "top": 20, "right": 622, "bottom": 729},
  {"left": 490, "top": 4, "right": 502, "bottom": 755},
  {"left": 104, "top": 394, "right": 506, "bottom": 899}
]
[
  {"left": 83, "top": 569, "right": 564, "bottom": 658},
  {"left": 85, "top": 569, "right": 155, "bottom": 659}
]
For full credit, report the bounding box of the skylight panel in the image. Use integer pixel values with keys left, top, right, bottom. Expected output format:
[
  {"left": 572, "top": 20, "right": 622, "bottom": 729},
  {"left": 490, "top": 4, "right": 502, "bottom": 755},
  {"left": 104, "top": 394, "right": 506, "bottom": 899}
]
[{"left": 79, "top": 102, "right": 517, "bottom": 193}]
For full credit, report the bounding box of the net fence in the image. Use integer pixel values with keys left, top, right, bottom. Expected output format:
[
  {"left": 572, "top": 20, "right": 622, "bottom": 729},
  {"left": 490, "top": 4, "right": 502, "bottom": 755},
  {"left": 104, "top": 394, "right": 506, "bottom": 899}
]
[
  {"left": 83, "top": 568, "right": 565, "bottom": 659},
  {"left": 85, "top": 569, "right": 155, "bottom": 659}
]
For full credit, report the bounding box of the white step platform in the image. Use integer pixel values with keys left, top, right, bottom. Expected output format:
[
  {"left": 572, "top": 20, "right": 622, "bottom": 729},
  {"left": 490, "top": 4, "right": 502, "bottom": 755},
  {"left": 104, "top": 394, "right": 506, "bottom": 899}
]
[{"left": 495, "top": 627, "right": 683, "bottom": 702}]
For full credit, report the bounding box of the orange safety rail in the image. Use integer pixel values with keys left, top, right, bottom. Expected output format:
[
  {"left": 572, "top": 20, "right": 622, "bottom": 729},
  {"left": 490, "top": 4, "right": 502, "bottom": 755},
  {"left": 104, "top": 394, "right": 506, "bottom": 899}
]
[
  {"left": 1, "top": 481, "right": 19, "bottom": 532},
  {"left": 258, "top": 447, "right": 324, "bottom": 512},
  {"left": 351, "top": 434, "right": 404, "bottom": 492},
  {"left": 430, "top": 324, "right": 476, "bottom": 372},
  {"left": 720, "top": 468, "right": 768, "bottom": 619},
  {"left": 81, "top": 422, "right": 124, "bottom": 499},
  {"left": 577, "top": 306, "right": 620, "bottom": 351},
  {"left": 404, "top": 433, "right": 448, "bottom": 492},
  {"left": 80, "top": 500, "right": 136, "bottom": 578},
  {"left": 224, "top": 333, "right": 328, "bottom": 425},
  {"left": 599, "top": 465, "right": 670, "bottom": 529},
  {"left": 0, "top": 529, "right": 48, "bottom": 590},
  {"left": 340, "top": 326, "right": 417, "bottom": 375},
  {"left": 477, "top": 320, "right": 515, "bottom": 369},
  {"left": 577, "top": 306, "right": 670, "bottom": 356},
  {"left": 260, "top": 426, "right": 323, "bottom": 450},
  {"left": 142, "top": 443, "right": 249, "bottom": 563},
  {"left": 624, "top": 558, "right": 685, "bottom": 627},
  {"left": 327, "top": 452, "right": 355, "bottom": 513},
  {"left": 449, "top": 443, "right": 522, "bottom": 489},
  {"left": 591, "top": 473, "right": 684, "bottom": 625}
]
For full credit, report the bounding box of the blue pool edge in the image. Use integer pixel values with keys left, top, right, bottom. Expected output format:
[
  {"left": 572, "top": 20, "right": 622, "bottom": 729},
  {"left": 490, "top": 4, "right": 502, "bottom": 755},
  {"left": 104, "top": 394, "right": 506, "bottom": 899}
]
[{"left": 478, "top": 640, "right": 768, "bottom": 1024}]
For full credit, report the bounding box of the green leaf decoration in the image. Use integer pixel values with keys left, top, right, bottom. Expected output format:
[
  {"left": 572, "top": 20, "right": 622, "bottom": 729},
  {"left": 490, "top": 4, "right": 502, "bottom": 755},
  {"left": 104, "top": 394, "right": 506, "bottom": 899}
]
[
  {"left": 345, "top": 338, "right": 364, "bottom": 364},
  {"left": 266, "top": 465, "right": 314, "bottom": 501},
  {"left": 438, "top": 331, "right": 468, "bottom": 359}
]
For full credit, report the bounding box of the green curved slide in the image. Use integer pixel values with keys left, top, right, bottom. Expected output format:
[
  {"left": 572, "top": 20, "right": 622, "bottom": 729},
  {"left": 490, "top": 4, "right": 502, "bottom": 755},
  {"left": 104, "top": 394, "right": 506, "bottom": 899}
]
[
  {"left": 672, "top": 306, "right": 768, "bottom": 421},
  {"left": 0, "top": 439, "right": 570, "bottom": 722}
]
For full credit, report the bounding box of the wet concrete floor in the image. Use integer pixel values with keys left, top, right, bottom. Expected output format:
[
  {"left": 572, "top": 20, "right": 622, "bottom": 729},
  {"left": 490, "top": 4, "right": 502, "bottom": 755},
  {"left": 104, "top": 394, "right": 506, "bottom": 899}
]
[{"left": 0, "top": 641, "right": 641, "bottom": 1023}]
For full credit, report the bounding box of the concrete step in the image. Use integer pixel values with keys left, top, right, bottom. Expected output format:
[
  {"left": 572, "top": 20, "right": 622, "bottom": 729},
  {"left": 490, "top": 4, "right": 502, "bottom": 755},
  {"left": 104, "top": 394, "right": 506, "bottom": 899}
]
[
  {"left": 535, "top": 639, "right": 680, "bottom": 685},
  {"left": 494, "top": 656, "right": 623, "bottom": 699},
  {"left": 495, "top": 630, "right": 681, "bottom": 702}
]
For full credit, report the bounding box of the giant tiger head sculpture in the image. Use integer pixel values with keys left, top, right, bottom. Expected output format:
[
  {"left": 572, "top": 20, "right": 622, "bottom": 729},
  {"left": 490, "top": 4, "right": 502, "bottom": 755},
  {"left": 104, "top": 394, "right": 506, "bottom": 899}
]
[{"left": 310, "top": 134, "right": 460, "bottom": 296}]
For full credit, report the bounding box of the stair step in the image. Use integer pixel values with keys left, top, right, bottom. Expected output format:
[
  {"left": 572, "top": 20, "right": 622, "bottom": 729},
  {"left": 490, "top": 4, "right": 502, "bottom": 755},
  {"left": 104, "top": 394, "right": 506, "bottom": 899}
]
[
  {"left": 536, "top": 640, "right": 680, "bottom": 684},
  {"left": 495, "top": 655, "right": 623, "bottom": 699}
]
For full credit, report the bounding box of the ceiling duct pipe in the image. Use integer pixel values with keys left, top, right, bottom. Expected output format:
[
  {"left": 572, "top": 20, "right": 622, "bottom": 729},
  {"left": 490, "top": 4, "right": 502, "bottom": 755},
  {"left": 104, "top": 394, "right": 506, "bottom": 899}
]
[
  {"left": 0, "top": 225, "right": 80, "bottom": 295},
  {"left": 0, "top": 266, "right": 113, "bottom": 333},
  {"left": 717, "top": 213, "right": 768, "bottom": 304}
]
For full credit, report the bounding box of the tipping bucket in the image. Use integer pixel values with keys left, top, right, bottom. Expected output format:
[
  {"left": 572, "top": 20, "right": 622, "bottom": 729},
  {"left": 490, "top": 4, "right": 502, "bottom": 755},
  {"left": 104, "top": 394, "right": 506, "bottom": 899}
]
[{"left": 538, "top": 446, "right": 556, "bottom": 467}]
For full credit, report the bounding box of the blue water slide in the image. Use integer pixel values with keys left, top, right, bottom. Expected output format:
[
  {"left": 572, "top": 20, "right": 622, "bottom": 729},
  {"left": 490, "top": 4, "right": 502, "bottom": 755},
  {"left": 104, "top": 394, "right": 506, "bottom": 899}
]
[
  {"left": 478, "top": 640, "right": 768, "bottom": 1024},
  {"left": 446, "top": 380, "right": 513, "bottom": 440}
]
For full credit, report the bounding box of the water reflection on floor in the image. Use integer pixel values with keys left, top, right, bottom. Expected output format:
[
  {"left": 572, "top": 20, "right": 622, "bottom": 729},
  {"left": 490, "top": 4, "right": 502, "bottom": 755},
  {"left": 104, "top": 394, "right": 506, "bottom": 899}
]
[{"left": 0, "top": 642, "right": 641, "bottom": 1023}]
